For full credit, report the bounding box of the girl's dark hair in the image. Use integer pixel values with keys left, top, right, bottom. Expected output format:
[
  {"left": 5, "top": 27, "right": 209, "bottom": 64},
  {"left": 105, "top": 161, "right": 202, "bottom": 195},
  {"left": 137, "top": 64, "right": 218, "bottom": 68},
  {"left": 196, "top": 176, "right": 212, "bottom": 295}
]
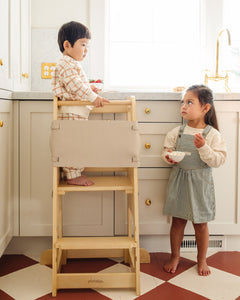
[
  {"left": 185, "top": 84, "right": 219, "bottom": 131},
  {"left": 58, "top": 21, "right": 91, "bottom": 53}
]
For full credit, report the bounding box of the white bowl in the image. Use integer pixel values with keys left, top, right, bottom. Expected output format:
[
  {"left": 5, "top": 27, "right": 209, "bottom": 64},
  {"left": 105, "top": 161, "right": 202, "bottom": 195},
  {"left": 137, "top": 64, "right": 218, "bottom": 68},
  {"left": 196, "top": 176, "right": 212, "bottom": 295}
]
[{"left": 168, "top": 151, "right": 185, "bottom": 162}]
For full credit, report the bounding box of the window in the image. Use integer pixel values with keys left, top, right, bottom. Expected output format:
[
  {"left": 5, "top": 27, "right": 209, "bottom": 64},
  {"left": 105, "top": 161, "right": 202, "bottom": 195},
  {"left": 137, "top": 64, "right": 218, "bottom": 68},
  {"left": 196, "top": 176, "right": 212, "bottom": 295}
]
[
  {"left": 89, "top": 0, "right": 240, "bottom": 91},
  {"left": 105, "top": 0, "right": 202, "bottom": 90},
  {"left": 223, "top": 0, "right": 240, "bottom": 46},
  {"left": 223, "top": 0, "right": 240, "bottom": 90}
]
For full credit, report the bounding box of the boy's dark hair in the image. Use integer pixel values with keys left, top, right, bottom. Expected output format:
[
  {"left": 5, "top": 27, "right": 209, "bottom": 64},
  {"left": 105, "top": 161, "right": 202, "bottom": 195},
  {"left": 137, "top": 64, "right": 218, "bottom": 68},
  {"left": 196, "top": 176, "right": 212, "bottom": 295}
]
[
  {"left": 185, "top": 84, "right": 219, "bottom": 131},
  {"left": 58, "top": 21, "right": 91, "bottom": 53}
]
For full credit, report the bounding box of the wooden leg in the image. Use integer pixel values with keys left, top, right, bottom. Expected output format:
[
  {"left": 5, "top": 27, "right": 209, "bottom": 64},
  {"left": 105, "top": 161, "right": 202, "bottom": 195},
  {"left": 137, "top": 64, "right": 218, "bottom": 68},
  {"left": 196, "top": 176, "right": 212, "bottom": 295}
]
[
  {"left": 133, "top": 168, "right": 140, "bottom": 295},
  {"left": 52, "top": 246, "right": 57, "bottom": 297},
  {"left": 52, "top": 167, "right": 58, "bottom": 297},
  {"left": 135, "top": 246, "right": 141, "bottom": 296}
]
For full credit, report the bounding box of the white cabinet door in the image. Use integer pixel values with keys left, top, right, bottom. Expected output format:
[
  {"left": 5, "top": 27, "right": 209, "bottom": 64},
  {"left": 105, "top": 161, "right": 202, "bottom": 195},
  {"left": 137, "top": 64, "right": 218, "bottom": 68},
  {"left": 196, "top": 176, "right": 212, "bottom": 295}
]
[
  {"left": 20, "top": 101, "right": 114, "bottom": 236},
  {"left": 11, "top": 0, "right": 30, "bottom": 91},
  {"left": 208, "top": 101, "right": 240, "bottom": 234},
  {"left": 138, "top": 168, "right": 171, "bottom": 234},
  {"left": 115, "top": 168, "right": 171, "bottom": 235},
  {"left": 0, "top": 100, "right": 13, "bottom": 256},
  {"left": 20, "top": 101, "right": 53, "bottom": 235},
  {"left": 0, "top": 0, "right": 12, "bottom": 90}
]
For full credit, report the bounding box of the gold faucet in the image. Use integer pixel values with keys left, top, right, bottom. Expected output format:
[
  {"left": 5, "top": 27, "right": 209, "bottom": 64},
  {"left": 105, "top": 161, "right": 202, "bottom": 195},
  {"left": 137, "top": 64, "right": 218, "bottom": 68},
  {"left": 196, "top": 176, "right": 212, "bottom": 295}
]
[{"left": 204, "top": 28, "right": 231, "bottom": 92}]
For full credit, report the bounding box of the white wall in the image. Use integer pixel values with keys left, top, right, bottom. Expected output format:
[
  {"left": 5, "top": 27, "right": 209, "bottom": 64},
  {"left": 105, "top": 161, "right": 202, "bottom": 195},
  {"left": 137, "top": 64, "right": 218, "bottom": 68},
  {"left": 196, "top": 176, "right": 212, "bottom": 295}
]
[
  {"left": 31, "top": 0, "right": 90, "bottom": 91},
  {"left": 31, "top": 0, "right": 89, "bottom": 28}
]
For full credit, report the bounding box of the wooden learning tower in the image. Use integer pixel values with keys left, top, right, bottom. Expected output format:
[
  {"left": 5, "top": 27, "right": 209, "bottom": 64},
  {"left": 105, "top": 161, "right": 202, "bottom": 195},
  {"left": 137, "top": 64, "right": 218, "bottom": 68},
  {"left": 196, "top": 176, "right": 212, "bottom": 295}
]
[{"left": 50, "top": 96, "right": 141, "bottom": 296}]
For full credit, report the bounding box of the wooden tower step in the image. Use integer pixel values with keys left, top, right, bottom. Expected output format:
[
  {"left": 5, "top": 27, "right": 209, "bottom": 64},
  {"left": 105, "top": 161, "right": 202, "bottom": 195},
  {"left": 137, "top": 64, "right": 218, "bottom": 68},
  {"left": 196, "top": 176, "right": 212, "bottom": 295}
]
[
  {"left": 55, "top": 236, "right": 137, "bottom": 250},
  {"left": 57, "top": 176, "right": 133, "bottom": 195}
]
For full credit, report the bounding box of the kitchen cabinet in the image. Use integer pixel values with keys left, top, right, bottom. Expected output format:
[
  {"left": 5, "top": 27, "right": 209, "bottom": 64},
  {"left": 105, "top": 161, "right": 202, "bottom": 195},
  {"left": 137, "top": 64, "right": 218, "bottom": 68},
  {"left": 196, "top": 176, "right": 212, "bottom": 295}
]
[
  {"left": 0, "top": 0, "right": 12, "bottom": 90},
  {"left": 0, "top": 100, "right": 13, "bottom": 256},
  {"left": 116, "top": 99, "right": 240, "bottom": 236},
  {"left": 19, "top": 101, "right": 114, "bottom": 236},
  {"left": 17, "top": 97, "right": 240, "bottom": 238},
  {"left": 0, "top": 0, "right": 30, "bottom": 91},
  {"left": 115, "top": 100, "right": 182, "bottom": 235}
]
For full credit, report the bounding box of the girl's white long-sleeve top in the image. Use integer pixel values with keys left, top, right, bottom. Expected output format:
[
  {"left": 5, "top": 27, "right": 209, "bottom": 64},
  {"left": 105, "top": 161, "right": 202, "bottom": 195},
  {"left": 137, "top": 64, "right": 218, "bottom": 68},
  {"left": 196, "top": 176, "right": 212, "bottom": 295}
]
[{"left": 162, "top": 125, "right": 227, "bottom": 168}]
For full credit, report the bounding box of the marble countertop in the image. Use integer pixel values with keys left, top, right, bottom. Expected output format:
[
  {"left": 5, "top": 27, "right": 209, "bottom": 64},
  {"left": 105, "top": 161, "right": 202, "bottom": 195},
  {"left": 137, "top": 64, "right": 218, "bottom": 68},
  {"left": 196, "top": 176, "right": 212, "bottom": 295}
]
[{"left": 1, "top": 90, "right": 240, "bottom": 101}]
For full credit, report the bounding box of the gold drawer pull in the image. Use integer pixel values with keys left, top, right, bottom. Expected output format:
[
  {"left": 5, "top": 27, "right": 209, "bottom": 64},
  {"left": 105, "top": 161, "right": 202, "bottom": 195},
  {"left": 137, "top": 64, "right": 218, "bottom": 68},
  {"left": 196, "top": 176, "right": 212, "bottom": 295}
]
[
  {"left": 0, "top": 59, "right": 3, "bottom": 66},
  {"left": 145, "top": 108, "right": 151, "bottom": 114},
  {"left": 22, "top": 73, "right": 29, "bottom": 78},
  {"left": 0, "top": 120, "right": 3, "bottom": 127},
  {"left": 145, "top": 143, "right": 151, "bottom": 149},
  {"left": 145, "top": 199, "right": 152, "bottom": 206}
]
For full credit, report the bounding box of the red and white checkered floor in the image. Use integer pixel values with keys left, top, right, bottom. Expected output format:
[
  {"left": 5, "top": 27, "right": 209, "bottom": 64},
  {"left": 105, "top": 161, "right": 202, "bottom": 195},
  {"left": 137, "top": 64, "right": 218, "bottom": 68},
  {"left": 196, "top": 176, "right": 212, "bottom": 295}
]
[{"left": 0, "top": 251, "right": 240, "bottom": 300}]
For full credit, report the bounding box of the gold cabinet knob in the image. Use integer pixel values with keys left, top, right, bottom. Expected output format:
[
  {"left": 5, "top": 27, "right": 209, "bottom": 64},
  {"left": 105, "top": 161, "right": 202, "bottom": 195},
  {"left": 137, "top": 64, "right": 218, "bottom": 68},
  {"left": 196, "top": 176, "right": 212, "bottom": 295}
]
[
  {"left": 145, "top": 143, "right": 151, "bottom": 149},
  {"left": 145, "top": 108, "right": 151, "bottom": 114},
  {"left": 0, "top": 59, "right": 3, "bottom": 66},
  {"left": 0, "top": 121, "right": 3, "bottom": 127},
  {"left": 22, "top": 73, "right": 29, "bottom": 78},
  {"left": 145, "top": 199, "right": 152, "bottom": 206}
]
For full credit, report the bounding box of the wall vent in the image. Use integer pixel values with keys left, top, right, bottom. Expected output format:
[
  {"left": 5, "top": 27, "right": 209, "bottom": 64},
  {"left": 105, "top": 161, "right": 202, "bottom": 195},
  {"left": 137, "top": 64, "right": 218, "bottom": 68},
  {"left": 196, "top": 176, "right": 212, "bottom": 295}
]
[{"left": 181, "top": 235, "right": 225, "bottom": 251}]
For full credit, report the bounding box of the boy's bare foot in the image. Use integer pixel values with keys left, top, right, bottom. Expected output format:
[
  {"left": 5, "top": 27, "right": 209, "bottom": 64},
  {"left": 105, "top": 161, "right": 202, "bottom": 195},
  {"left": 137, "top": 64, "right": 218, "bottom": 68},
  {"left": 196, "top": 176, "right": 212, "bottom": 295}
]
[
  {"left": 67, "top": 175, "right": 94, "bottom": 186},
  {"left": 163, "top": 255, "right": 180, "bottom": 273},
  {"left": 198, "top": 260, "right": 211, "bottom": 276}
]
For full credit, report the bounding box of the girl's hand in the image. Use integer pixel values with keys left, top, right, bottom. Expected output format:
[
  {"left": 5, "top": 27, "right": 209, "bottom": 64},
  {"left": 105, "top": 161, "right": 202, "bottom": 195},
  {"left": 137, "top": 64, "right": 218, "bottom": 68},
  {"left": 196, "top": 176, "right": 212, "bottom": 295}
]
[
  {"left": 194, "top": 133, "right": 205, "bottom": 148},
  {"left": 165, "top": 149, "right": 178, "bottom": 164}
]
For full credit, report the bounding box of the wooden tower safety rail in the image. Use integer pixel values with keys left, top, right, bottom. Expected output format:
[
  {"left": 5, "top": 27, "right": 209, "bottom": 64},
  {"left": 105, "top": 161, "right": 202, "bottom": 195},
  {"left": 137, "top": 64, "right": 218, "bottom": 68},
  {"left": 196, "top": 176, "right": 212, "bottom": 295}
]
[{"left": 50, "top": 96, "right": 141, "bottom": 296}]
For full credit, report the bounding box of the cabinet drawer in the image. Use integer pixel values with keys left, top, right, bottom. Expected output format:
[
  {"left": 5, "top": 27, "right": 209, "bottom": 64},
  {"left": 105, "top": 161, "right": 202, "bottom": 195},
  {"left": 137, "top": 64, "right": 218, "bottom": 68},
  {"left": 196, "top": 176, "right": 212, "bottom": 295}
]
[
  {"left": 139, "top": 122, "right": 181, "bottom": 167},
  {"left": 138, "top": 169, "right": 171, "bottom": 235},
  {"left": 137, "top": 101, "right": 181, "bottom": 122}
]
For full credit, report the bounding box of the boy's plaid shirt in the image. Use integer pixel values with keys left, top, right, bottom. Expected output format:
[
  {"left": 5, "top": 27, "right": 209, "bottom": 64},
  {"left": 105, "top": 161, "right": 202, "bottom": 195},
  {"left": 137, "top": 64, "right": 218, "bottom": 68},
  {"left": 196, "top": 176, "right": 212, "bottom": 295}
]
[{"left": 52, "top": 55, "right": 97, "bottom": 102}]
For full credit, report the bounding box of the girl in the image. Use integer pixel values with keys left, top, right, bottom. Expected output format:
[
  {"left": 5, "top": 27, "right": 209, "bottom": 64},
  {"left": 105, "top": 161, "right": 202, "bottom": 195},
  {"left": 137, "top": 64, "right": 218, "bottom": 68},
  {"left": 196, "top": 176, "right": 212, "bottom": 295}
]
[{"left": 162, "top": 85, "right": 227, "bottom": 276}]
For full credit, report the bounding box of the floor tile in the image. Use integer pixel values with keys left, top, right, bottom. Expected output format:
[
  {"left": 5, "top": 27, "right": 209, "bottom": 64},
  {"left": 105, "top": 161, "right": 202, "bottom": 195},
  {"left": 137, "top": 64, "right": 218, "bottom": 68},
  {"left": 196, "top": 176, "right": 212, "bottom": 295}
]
[
  {"left": 0, "top": 264, "right": 52, "bottom": 300},
  {"left": 1, "top": 251, "right": 240, "bottom": 300},
  {"left": 135, "top": 282, "right": 209, "bottom": 300},
  {"left": 0, "top": 289, "right": 15, "bottom": 300},
  {"left": 169, "top": 265, "right": 240, "bottom": 300},
  {"left": 180, "top": 250, "right": 218, "bottom": 262},
  {"left": 61, "top": 258, "right": 117, "bottom": 273},
  {"left": 140, "top": 252, "right": 196, "bottom": 281},
  {"left": 37, "top": 289, "right": 112, "bottom": 299},
  {"left": 0, "top": 255, "right": 38, "bottom": 277},
  {"left": 96, "top": 263, "right": 164, "bottom": 300},
  {"left": 207, "top": 251, "right": 240, "bottom": 276}
]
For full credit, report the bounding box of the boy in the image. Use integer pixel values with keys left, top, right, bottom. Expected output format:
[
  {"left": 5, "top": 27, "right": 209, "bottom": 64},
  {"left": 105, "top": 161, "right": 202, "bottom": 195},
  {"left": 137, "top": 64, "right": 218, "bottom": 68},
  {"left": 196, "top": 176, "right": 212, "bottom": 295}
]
[{"left": 52, "top": 21, "right": 109, "bottom": 186}]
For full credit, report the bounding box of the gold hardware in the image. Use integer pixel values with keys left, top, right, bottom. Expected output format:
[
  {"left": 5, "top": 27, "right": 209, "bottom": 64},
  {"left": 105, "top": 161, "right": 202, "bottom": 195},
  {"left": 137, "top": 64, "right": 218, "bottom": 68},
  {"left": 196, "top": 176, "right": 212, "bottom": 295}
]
[
  {"left": 0, "top": 121, "right": 3, "bottom": 127},
  {"left": 173, "top": 86, "right": 186, "bottom": 92},
  {"left": 145, "top": 143, "right": 151, "bottom": 149},
  {"left": 22, "top": 73, "right": 29, "bottom": 78},
  {"left": 204, "top": 28, "right": 231, "bottom": 92},
  {"left": 145, "top": 108, "right": 151, "bottom": 114},
  {"left": 145, "top": 199, "right": 152, "bottom": 206},
  {"left": 0, "top": 59, "right": 3, "bottom": 66}
]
